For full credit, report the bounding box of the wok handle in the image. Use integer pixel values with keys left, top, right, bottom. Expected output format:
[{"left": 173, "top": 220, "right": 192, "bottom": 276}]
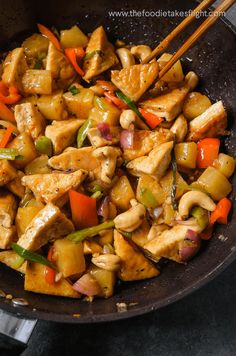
[{"left": 0, "top": 309, "right": 37, "bottom": 352}]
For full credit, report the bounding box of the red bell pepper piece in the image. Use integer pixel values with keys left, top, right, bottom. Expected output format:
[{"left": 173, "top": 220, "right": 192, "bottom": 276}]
[
  {"left": 0, "top": 102, "right": 15, "bottom": 123},
  {"left": 197, "top": 138, "right": 220, "bottom": 169},
  {"left": 0, "top": 81, "right": 21, "bottom": 104},
  {"left": 69, "top": 190, "right": 98, "bottom": 229}
]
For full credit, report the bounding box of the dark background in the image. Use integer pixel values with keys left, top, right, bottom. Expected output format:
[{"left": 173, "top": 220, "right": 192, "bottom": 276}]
[{"left": 1, "top": 259, "right": 236, "bottom": 356}]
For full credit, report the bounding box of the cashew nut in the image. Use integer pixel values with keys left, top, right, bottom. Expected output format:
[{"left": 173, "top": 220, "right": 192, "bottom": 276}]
[
  {"left": 131, "top": 45, "right": 152, "bottom": 62},
  {"left": 116, "top": 48, "right": 135, "bottom": 68},
  {"left": 114, "top": 199, "right": 146, "bottom": 232},
  {"left": 178, "top": 191, "right": 216, "bottom": 219},
  {"left": 92, "top": 254, "right": 121, "bottom": 272},
  {"left": 185, "top": 71, "right": 199, "bottom": 91},
  {"left": 170, "top": 114, "right": 188, "bottom": 143},
  {"left": 120, "top": 110, "right": 137, "bottom": 130},
  {"left": 93, "top": 147, "right": 121, "bottom": 184}
]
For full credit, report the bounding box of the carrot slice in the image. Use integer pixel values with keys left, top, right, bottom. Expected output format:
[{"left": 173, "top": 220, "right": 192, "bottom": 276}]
[
  {"left": 0, "top": 126, "right": 14, "bottom": 148},
  {"left": 138, "top": 108, "right": 163, "bottom": 129},
  {"left": 65, "top": 48, "right": 84, "bottom": 76},
  {"left": 37, "top": 23, "right": 62, "bottom": 51}
]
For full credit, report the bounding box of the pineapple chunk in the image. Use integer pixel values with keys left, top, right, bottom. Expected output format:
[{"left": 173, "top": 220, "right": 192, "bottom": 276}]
[
  {"left": 110, "top": 176, "right": 135, "bottom": 211},
  {"left": 54, "top": 239, "right": 85, "bottom": 278}
]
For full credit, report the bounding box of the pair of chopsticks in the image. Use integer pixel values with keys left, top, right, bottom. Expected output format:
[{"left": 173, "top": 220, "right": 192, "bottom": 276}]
[{"left": 142, "top": 0, "right": 235, "bottom": 78}]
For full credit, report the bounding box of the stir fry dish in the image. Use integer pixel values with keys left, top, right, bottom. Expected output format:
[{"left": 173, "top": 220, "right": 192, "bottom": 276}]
[{"left": 0, "top": 24, "right": 234, "bottom": 300}]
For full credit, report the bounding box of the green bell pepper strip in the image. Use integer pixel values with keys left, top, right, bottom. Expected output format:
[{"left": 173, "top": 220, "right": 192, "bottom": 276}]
[
  {"left": 35, "top": 136, "right": 53, "bottom": 157},
  {"left": 68, "top": 85, "right": 80, "bottom": 95},
  {"left": 84, "top": 50, "right": 103, "bottom": 61},
  {"left": 94, "top": 96, "right": 107, "bottom": 111},
  {"left": 12, "top": 243, "right": 56, "bottom": 269},
  {"left": 67, "top": 220, "right": 115, "bottom": 243},
  {"left": 0, "top": 148, "right": 22, "bottom": 160},
  {"left": 91, "top": 190, "right": 103, "bottom": 199},
  {"left": 77, "top": 119, "right": 92, "bottom": 148},
  {"left": 115, "top": 91, "right": 141, "bottom": 117},
  {"left": 191, "top": 206, "right": 209, "bottom": 230},
  {"left": 121, "top": 231, "right": 132, "bottom": 238},
  {"left": 140, "top": 187, "right": 158, "bottom": 208},
  {"left": 11, "top": 256, "right": 25, "bottom": 269}
]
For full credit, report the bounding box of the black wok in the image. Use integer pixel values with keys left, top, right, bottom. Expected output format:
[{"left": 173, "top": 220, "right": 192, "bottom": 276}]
[{"left": 0, "top": 0, "right": 236, "bottom": 327}]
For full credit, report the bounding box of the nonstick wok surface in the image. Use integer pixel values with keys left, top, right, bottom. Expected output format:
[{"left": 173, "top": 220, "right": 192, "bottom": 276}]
[{"left": 0, "top": 0, "right": 235, "bottom": 323}]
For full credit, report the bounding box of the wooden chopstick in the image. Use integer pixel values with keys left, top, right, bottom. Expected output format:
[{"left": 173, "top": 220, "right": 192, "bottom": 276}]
[
  {"left": 158, "top": 0, "right": 236, "bottom": 79},
  {"left": 142, "top": 0, "right": 216, "bottom": 64}
]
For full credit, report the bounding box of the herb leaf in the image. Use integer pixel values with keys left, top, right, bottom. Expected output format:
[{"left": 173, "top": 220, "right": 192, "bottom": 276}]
[{"left": 68, "top": 85, "right": 80, "bottom": 95}]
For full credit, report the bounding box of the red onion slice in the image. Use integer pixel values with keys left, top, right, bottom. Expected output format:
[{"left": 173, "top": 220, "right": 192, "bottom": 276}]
[
  {"left": 120, "top": 129, "right": 134, "bottom": 149},
  {"left": 97, "top": 196, "right": 110, "bottom": 220},
  {"left": 97, "top": 123, "right": 112, "bottom": 141},
  {"left": 72, "top": 273, "right": 101, "bottom": 296}
]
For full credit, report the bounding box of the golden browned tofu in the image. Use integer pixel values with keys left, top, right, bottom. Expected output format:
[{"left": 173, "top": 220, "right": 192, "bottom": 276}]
[
  {"left": 111, "top": 62, "right": 159, "bottom": 102},
  {"left": 15, "top": 103, "right": 45, "bottom": 140},
  {"left": 0, "top": 250, "right": 26, "bottom": 274},
  {"left": 24, "top": 262, "right": 80, "bottom": 298},
  {"left": 22, "top": 169, "right": 87, "bottom": 204},
  {"left": 2, "top": 48, "right": 27, "bottom": 91},
  {"left": 0, "top": 160, "right": 17, "bottom": 186},
  {"left": 46, "top": 42, "right": 76, "bottom": 87},
  {"left": 123, "top": 128, "right": 173, "bottom": 161},
  {"left": 114, "top": 230, "right": 159, "bottom": 281},
  {"left": 83, "top": 26, "right": 118, "bottom": 81},
  {"left": 17, "top": 203, "right": 74, "bottom": 251},
  {"left": 140, "top": 86, "right": 189, "bottom": 121},
  {"left": 144, "top": 220, "right": 202, "bottom": 263},
  {"left": 87, "top": 127, "right": 121, "bottom": 148},
  {"left": 45, "top": 119, "right": 85, "bottom": 154},
  {"left": 6, "top": 171, "right": 25, "bottom": 198},
  {"left": 0, "top": 192, "right": 17, "bottom": 228},
  {"left": 127, "top": 141, "right": 173, "bottom": 178},
  {"left": 22, "top": 70, "right": 52, "bottom": 95},
  {"left": 187, "top": 101, "right": 227, "bottom": 141},
  {"left": 48, "top": 147, "right": 100, "bottom": 172},
  {"left": 0, "top": 225, "right": 17, "bottom": 249}
]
